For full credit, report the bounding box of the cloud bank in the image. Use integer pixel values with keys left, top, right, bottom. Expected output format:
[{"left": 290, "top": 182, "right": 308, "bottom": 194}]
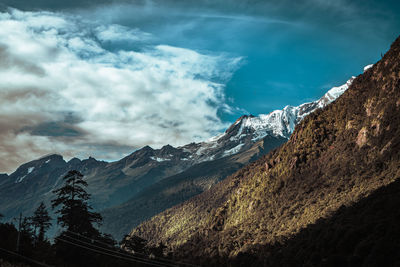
[{"left": 0, "top": 8, "right": 242, "bottom": 173}]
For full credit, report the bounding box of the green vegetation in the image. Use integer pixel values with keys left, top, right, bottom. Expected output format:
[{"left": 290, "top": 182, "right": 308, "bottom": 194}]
[
  {"left": 130, "top": 35, "right": 400, "bottom": 266},
  {"left": 236, "top": 179, "right": 400, "bottom": 266}
]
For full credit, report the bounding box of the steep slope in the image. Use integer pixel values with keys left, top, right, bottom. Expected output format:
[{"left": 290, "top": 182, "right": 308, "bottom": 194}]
[
  {"left": 130, "top": 36, "right": 400, "bottom": 265},
  {"left": 0, "top": 74, "right": 351, "bottom": 231},
  {"left": 181, "top": 76, "right": 354, "bottom": 161},
  {"left": 243, "top": 179, "right": 400, "bottom": 266},
  {"left": 101, "top": 135, "right": 286, "bottom": 240},
  {"left": 0, "top": 173, "right": 9, "bottom": 187},
  {"left": 0, "top": 154, "right": 79, "bottom": 218},
  {"left": 99, "top": 77, "right": 357, "bottom": 239}
]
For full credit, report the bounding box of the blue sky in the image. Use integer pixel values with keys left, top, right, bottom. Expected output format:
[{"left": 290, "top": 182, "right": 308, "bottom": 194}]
[
  {"left": 92, "top": 0, "right": 399, "bottom": 120},
  {"left": 0, "top": 0, "right": 399, "bottom": 172}
]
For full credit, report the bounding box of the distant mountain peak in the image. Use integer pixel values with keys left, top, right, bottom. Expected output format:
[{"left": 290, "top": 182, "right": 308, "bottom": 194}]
[
  {"left": 129, "top": 36, "right": 400, "bottom": 263},
  {"left": 141, "top": 145, "right": 154, "bottom": 151},
  {"left": 216, "top": 74, "right": 357, "bottom": 145},
  {"left": 1, "top": 63, "right": 374, "bottom": 239},
  {"left": 38, "top": 154, "right": 64, "bottom": 161},
  {"left": 67, "top": 157, "right": 82, "bottom": 165},
  {"left": 171, "top": 72, "right": 362, "bottom": 165}
]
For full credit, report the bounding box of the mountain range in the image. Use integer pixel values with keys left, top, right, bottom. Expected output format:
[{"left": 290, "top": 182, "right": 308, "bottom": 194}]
[
  {"left": 0, "top": 64, "right": 358, "bottom": 240},
  {"left": 128, "top": 36, "right": 400, "bottom": 266}
]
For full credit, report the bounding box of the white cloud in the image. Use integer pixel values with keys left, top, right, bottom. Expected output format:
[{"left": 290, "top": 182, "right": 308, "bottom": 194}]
[
  {"left": 0, "top": 8, "right": 242, "bottom": 173},
  {"left": 96, "top": 24, "right": 152, "bottom": 43}
]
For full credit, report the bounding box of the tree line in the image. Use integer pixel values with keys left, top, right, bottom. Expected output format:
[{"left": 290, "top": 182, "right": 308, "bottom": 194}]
[{"left": 0, "top": 170, "right": 171, "bottom": 267}]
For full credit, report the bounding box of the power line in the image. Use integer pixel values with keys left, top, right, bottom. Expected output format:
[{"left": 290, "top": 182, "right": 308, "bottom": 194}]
[
  {"left": 64, "top": 229, "right": 199, "bottom": 267},
  {"left": 59, "top": 234, "right": 178, "bottom": 267},
  {"left": 55, "top": 237, "right": 169, "bottom": 267},
  {"left": 0, "top": 247, "right": 53, "bottom": 267}
]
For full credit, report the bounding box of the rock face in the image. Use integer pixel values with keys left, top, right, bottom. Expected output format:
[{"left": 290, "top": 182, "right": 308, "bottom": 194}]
[
  {"left": 0, "top": 57, "right": 355, "bottom": 240},
  {"left": 129, "top": 36, "right": 400, "bottom": 266}
]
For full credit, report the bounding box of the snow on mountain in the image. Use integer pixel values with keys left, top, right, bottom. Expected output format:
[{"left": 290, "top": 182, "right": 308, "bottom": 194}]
[
  {"left": 179, "top": 73, "right": 360, "bottom": 163},
  {"left": 14, "top": 166, "right": 36, "bottom": 183},
  {"left": 27, "top": 167, "right": 35, "bottom": 174},
  {"left": 15, "top": 175, "right": 27, "bottom": 183},
  {"left": 150, "top": 156, "right": 171, "bottom": 162},
  {"left": 318, "top": 78, "right": 355, "bottom": 107},
  {"left": 364, "top": 64, "right": 374, "bottom": 72},
  {"left": 5, "top": 68, "right": 366, "bottom": 186},
  {"left": 222, "top": 143, "right": 244, "bottom": 157},
  {"left": 245, "top": 77, "right": 354, "bottom": 139},
  {"left": 5, "top": 65, "right": 369, "bottom": 183}
]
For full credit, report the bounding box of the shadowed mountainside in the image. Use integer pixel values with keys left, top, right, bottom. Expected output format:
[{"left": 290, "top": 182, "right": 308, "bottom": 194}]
[
  {"left": 0, "top": 65, "right": 350, "bottom": 240},
  {"left": 231, "top": 177, "right": 400, "bottom": 266},
  {"left": 101, "top": 135, "right": 286, "bottom": 239},
  {"left": 130, "top": 35, "right": 400, "bottom": 265}
]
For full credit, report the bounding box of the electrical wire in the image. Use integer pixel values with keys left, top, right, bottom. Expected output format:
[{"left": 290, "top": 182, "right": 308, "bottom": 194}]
[
  {"left": 55, "top": 237, "right": 175, "bottom": 267},
  {"left": 59, "top": 234, "right": 178, "bottom": 267},
  {"left": 0, "top": 247, "right": 53, "bottom": 267},
  {"left": 64, "top": 229, "right": 199, "bottom": 267}
]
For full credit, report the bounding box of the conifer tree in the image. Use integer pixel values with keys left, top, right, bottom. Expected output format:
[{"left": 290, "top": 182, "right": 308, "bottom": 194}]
[
  {"left": 21, "top": 216, "right": 33, "bottom": 235},
  {"left": 51, "top": 170, "right": 102, "bottom": 237},
  {"left": 31, "top": 202, "right": 52, "bottom": 243}
]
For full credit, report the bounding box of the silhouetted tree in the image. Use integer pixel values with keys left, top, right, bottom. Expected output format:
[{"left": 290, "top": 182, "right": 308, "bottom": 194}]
[
  {"left": 52, "top": 170, "right": 102, "bottom": 237},
  {"left": 20, "top": 216, "right": 34, "bottom": 236},
  {"left": 31, "top": 202, "right": 52, "bottom": 243},
  {"left": 50, "top": 171, "right": 159, "bottom": 266}
]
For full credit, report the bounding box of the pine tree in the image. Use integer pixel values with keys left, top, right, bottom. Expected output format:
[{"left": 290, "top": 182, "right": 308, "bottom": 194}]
[
  {"left": 21, "top": 216, "right": 34, "bottom": 236},
  {"left": 31, "top": 202, "right": 52, "bottom": 243},
  {"left": 51, "top": 170, "right": 102, "bottom": 237}
]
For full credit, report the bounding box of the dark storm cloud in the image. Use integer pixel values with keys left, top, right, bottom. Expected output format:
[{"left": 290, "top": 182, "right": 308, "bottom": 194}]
[
  {"left": 22, "top": 112, "right": 86, "bottom": 138},
  {"left": 24, "top": 122, "right": 84, "bottom": 137}
]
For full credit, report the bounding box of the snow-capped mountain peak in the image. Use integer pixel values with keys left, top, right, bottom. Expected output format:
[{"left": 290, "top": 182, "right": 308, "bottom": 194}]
[
  {"left": 319, "top": 77, "right": 355, "bottom": 107},
  {"left": 215, "top": 76, "right": 352, "bottom": 144},
  {"left": 114, "top": 65, "right": 370, "bottom": 167},
  {"left": 179, "top": 68, "right": 367, "bottom": 163}
]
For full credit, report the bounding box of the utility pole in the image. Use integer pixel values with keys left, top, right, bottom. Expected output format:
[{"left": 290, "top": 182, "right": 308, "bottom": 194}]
[{"left": 16, "top": 212, "right": 22, "bottom": 253}]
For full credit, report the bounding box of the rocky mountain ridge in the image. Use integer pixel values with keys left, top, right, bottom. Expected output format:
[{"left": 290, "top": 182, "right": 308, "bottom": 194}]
[
  {"left": 128, "top": 36, "right": 400, "bottom": 266},
  {"left": 176, "top": 75, "right": 354, "bottom": 163},
  {"left": 0, "top": 68, "right": 359, "bottom": 240}
]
